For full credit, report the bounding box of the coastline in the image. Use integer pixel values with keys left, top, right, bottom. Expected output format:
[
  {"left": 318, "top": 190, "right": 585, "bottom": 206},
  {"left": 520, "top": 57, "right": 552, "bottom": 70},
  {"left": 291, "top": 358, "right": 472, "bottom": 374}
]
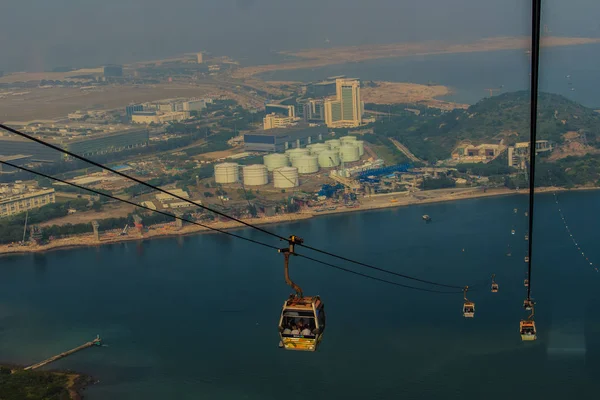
[
  {"left": 2, "top": 185, "right": 596, "bottom": 257},
  {"left": 0, "top": 365, "right": 93, "bottom": 400},
  {"left": 233, "top": 36, "right": 600, "bottom": 79}
]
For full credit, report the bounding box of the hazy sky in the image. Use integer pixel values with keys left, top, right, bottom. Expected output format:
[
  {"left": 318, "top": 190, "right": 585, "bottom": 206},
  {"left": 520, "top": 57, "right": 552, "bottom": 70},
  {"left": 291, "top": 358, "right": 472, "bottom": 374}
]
[{"left": 2, "top": 0, "right": 599, "bottom": 72}]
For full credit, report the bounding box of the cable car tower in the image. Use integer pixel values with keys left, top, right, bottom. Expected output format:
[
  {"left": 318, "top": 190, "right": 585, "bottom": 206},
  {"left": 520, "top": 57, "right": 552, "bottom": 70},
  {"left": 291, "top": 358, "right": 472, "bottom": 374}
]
[{"left": 277, "top": 235, "right": 326, "bottom": 351}]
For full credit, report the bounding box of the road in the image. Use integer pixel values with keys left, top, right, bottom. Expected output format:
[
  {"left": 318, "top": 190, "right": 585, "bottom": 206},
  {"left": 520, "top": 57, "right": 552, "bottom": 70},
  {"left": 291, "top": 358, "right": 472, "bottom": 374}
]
[{"left": 389, "top": 138, "right": 423, "bottom": 163}]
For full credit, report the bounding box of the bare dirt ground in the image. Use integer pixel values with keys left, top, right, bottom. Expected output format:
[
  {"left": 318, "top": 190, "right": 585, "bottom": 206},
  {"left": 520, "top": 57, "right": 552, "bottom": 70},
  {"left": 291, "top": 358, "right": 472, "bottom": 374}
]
[
  {"left": 361, "top": 81, "right": 469, "bottom": 109},
  {"left": 0, "top": 84, "right": 229, "bottom": 121},
  {"left": 38, "top": 203, "right": 136, "bottom": 227},
  {"left": 0, "top": 80, "right": 271, "bottom": 122},
  {"left": 232, "top": 36, "right": 600, "bottom": 79}
]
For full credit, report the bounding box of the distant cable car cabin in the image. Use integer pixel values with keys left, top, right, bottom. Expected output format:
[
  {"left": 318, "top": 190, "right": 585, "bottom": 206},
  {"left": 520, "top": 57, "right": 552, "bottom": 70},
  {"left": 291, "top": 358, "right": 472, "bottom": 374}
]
[
  {"left": 511, "top": 229, "right": 516, "bottom": 235},
  {"left": 277, "top": 235, "right": 326, "bottom": 352},
  {"left": 491, "top": 274, "right": 499, "bottom": 293},
  {"left": 463, "top": 287, "right": 475, "bottom": 318},
  {"left": 523, "top": 299, "right": 534, "bottom": 311},
  {"left": 514, "top": 208, "right": 518, "bottom": 213},
  {"left": 524, "top": 278, "right": 529, "bottom": 287},
  {"left": 520, "top": 307, "right": 537, "bottom": 341},
  {"left": 524, "top": 256, "right": 530, "bottom": 263},
  {"left": 525, "top": 234, "right": 529, "bottom": 241}
]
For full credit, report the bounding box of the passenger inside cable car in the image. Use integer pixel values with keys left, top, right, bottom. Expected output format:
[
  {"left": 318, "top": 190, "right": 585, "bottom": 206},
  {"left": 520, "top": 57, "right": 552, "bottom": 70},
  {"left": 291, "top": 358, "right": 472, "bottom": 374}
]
[
  {"left": 278, "top": 296, "right": 325, "bottom": 351},
  {"left": 520, "top": 320, "right": 537, "bottom": 341},
  {"left": 463, "top": 302, "right": 475, "bottom": 318}
]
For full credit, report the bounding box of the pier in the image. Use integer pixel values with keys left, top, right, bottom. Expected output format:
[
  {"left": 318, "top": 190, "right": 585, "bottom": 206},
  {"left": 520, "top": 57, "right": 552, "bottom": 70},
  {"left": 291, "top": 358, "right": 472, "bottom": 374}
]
[{"left": 24, "top": 335, "right": 102, "bottom": 371}]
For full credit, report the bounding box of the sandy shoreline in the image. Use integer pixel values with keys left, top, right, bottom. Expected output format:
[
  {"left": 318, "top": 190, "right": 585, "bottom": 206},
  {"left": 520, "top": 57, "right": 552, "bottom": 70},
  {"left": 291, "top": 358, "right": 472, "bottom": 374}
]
[
  {"left": 233, "top": 36, "right": 600, "bottom": 79},
  {"left": 2, "top": 185, "right": 596, "bottom": 257}
]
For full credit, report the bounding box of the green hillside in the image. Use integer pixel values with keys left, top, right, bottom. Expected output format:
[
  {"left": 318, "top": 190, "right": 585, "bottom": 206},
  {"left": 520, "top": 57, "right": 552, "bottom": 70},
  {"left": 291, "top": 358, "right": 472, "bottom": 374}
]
[{"left": 370, "top": 91, "right": 600, "bottom": 162}]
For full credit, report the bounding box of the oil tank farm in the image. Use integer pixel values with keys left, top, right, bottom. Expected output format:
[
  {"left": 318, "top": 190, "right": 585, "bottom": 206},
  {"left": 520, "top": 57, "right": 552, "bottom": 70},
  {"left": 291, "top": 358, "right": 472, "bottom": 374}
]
[
  {"left": 273, "top": 167, "right": 299, "bottom": 188},
  {"left": 340, "top": 136, "right": 357, "bottom": 145},
  {"left": 318, "top": 150, "right": 340, "bottom": 167},
  {"left": 355, "top": 140, "right": 365, "bottom": 156},
  {"left": 214, "top": 163, "right": 240, "bottom": 183},
  {"left": 339, "top": 144, "right": 360, "bottom": 162},
  {"left": 326, "top": 139, "right": 341, "bottom": 150},
  {"left": 286, "top": 148, "right": 310, "bottom": 163},
  {"left": 263, "top": 153, "right": 289, "bottom": 171},
  {"left": 292, "top": 155, "right": 319, "bottom": 174},
  {"left": 310, "top": 143, "right": 330, "bottom": 156},
  {"left": 242, "top": 164, "right": 269, "bottom": 186}
]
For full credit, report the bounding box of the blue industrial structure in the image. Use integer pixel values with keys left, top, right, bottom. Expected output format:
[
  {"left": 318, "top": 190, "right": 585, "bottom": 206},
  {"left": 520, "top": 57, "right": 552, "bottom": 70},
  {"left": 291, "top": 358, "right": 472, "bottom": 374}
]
[
  {"left": 318, "top": 184, "right": 344, "bottom": 198},
  {"left": 356, "top": 163, "right": 414, "bottom": 180}
]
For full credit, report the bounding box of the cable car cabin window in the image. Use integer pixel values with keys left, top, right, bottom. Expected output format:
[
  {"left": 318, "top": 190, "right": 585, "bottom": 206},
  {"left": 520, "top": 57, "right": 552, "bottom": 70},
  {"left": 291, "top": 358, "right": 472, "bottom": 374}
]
[{"left": 281, "top": 311, "right": 317, "bottom": 337}]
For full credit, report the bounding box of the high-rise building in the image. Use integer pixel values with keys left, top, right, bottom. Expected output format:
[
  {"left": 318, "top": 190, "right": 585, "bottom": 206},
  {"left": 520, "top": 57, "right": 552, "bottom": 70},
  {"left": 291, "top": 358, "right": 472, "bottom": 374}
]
[
  {"left": 303, "top": 99, "right": 325, "bottom": 121},
  {"left": 324, "top": 79, "right": 362, "bottom": 127},
  {"left": 197, "top": 53, "right": 204, "bottom": 64}
]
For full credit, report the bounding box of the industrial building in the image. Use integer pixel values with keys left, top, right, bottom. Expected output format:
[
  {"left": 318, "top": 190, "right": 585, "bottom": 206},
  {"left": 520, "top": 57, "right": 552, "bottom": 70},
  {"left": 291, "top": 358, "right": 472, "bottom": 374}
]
[
  {"left": 131, "top": 111, "right": 190, "bottom": 124},
  {"left": 61, "top": 129, "right": 149, "bottom": 157},
  {"left": 182, "top": 99, "right": 208, "bottom": 112},
  {"left": 126, "top": 104, "right": 144, "bottom": 117},
  {"left": 0, "top": 135, "right": 62, "bottom": 162},
  {"left": 324, "top": 79, "right": 363, "bottom": 128},
  {"left": 263, "top": 113, "right": 299, "bottom": 130},
  {"left": 243, "top": 124, "right": 327, "bottom": 152},
  {"left": 301, "top": 79, "right": 338, "bottom": 98},
  {"left": 0, "top": 155, "right": 32, "bottom": 174},
  {"left": 265, "top": 103, "right": 296, "bottom": 118},
  {"left": 452, "top": 143, "right": 506, "bottom": 162},
  {"left": 0, "top": 183, "right": 56, "bottom": 218},
  {"left": 508, "top": 140, "right": 552, "bottom": 168}
]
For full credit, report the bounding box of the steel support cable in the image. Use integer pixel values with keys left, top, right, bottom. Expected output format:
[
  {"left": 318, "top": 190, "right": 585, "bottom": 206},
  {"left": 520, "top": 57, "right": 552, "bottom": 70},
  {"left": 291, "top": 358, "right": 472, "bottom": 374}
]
[
  {"left": 1, "top": 160, "right": 461, "bottom": 294},
  {"left": 0, "top": 161, "right": 279, "bottom": 251},
  {"left": 298, "top": 243, "right": 469, "bottom": 289},
  {"left": 0, "top": 125, "right": 478, "bottom": 290},
  {"left": 0, "top": 123, "right": 288, "bottom": 243},
  {"left": 526, "top": 0, "right": 542, "bottom": 301}
]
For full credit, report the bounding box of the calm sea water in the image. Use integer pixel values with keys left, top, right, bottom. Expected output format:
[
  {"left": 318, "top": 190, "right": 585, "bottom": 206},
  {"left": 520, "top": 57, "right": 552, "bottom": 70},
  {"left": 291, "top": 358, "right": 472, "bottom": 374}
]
[
  {"left": 258, "top": 43, "right": 600, "bottom": 108},
  {"left": 1, "top": 192, "right": 600, "bottom": 399}
]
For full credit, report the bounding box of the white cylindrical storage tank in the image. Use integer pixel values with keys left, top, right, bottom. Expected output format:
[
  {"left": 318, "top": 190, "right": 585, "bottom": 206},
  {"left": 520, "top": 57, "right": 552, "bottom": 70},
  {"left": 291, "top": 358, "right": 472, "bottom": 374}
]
[
  {"left": 273, "top": 167, "right": 299, "bottom": 188},
  {"left": 214, "top": 163, "right": 239, "bottom": 183},
  {"left": 326, "top": 139, "right": 341, "bottom": 150},
  {"left": 355, "top": 140, "right": 365, "bottom": 156},
  {"left": 292, "top": 155, "right": 319, "bottom": 174},
  {"left": 243, "top": 164, "right": 268, "bottom": 186},
  {"left": 318, "top": 150, "right": 340, "bottom": 167},
  {"left": 306, "top": 144, "right": 315, "bottom": 152},
  {"left": 263, "top": 153, "right": 289, "bottom": 171},
  {"left": 340, "top": 136, "right": 357, "bottom": 144},
  {"left": 340, "top": 144, "right": 360, "bottom": 162},
  {"left": 310, "top": 143, "right": 329, "bottom": 155},
  {"left": 287, "top": 148, "right": 310, "bottom": 163}
]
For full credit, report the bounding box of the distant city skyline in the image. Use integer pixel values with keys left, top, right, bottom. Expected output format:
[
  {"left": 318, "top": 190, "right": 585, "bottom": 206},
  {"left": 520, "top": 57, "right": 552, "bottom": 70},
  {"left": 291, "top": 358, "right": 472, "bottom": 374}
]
[{"left": 2, "top": 0, "right": 599, "bottom": 73}]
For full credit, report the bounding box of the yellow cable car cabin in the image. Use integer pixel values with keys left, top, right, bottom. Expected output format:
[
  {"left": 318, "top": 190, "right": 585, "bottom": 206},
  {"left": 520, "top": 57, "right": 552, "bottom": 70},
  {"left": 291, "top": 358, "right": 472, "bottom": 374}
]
[
  {"left": 491, "top": 274, "right": 498, "bottom": 293},
  {"left": 463, "top": 301, "right": 475, "bottom": 318},
  {"left": 524, "top": 256, "right": 530, "bottom": 263},
  {"left": 462, "top": 286, "right": 474, "bottom": 318},
  {"left": 524, "top": 278, "right": 529, "bottom": 287},
  {"left": 278, "top": 296, "right": 325, "bottom": 351},
  {"left": 520, "top": 320, "right": 537, "bottom": 341}
]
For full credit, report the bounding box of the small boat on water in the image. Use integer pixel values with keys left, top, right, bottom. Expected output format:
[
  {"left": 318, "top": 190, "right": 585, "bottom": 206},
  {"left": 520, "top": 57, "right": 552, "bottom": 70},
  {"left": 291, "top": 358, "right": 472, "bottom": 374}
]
[{"left": 422, "top": 215, "right": 431, "bottom": 222}]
